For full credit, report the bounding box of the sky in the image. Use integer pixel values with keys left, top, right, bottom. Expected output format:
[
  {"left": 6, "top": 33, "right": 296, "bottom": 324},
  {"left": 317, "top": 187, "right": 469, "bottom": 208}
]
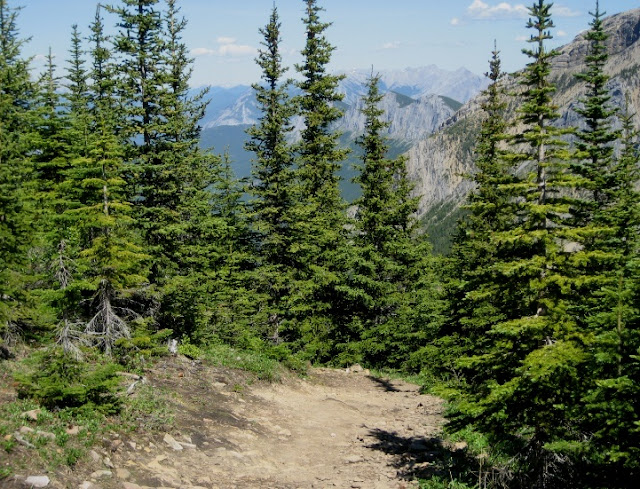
[{"left": 17, "top": 0, "right": 639, "bottom": 87}]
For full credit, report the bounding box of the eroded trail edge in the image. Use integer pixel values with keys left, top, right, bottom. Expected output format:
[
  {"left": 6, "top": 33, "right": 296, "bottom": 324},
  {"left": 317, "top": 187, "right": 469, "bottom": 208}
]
[{"left": 47, "top": 361, "right": 446, "bottom": 489}]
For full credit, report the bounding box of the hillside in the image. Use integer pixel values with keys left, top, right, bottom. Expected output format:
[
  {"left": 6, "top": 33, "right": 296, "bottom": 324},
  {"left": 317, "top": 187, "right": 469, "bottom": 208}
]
[{"left": 409, "top": 7, "right": 640, "bottom": 252}]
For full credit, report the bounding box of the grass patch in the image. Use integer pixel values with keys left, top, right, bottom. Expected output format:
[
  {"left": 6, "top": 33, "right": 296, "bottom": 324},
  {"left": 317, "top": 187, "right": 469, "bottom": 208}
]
[
  {"left": 120, "top": 382, "right": 175, "bottom": 432},
  {"left": 202, "top": 343, "right": 286, "bottom": 382}
]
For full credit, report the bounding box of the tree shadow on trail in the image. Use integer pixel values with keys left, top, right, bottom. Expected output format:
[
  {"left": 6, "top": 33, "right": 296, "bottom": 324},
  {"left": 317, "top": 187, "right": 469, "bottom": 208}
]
[
  {"left": 365, "top": 428, "right": 478, "bottom": 482},
  {"left": 366, "top": 376, "right": 404, "bottom": 392}
]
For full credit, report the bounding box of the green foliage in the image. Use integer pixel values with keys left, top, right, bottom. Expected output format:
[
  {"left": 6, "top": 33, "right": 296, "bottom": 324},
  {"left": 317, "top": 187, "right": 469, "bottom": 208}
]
[
  {"left": 120, "top": 382, "right": 175, "bottom": 431},
  {"left": 0, "top": 0, "right": 37, "bottom": 338},
  {"left": 14, "top": 348, "right": 121, "bottom": 412},
  {"left": 177, "top": 336, "right": 203, "bottom": 359},
  {"left": 202, "top": 342, "right": 285, "bottom": 382}
]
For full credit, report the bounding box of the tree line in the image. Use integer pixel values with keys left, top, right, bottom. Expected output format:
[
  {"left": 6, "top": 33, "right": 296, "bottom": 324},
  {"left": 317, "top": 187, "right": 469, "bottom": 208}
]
[
  {"left": 1, "top": 0, "right": 639, "bottom": 487},
  {"left": 0, "top": 0, "right": 438, "bottom": 370}
]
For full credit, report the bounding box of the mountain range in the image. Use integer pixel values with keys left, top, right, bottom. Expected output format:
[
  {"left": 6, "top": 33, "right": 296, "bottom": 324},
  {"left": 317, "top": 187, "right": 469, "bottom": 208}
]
[{"left": 197, "top": 66, "right": 487, "bottom": 200}]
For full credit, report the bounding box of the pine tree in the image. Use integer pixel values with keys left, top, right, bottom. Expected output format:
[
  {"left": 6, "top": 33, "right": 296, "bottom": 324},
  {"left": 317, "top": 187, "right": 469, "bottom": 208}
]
[
  {"left": 60, "top": 6, "right": 149, "bottom": 355},
  {"left": 0, "top": 0, "right": 36, "bottom": 341},
  {"left": 246, "top": 5, "right": 296, "bottom": 344},
  {"left": 287, "top": 0, "right": 351, "bottom": 360},
  {"left": 348, "top": 73, "right": 436, "bottom": 369},
  {"left": 435, "top": 43, "right": 517, "bottom": 383},
  {"left": 150, "top": 0, "right": 225, "bottom": 338},
  {"left": 581, "top": 105, "right": 640, "bottom": 484},
  {"left": 450, "top": 3, "right": 587, "bottom": 486}
]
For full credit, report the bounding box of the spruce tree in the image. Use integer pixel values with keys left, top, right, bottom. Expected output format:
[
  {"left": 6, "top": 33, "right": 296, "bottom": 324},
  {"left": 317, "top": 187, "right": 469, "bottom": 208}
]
[
  {"left": 246, "top": 5, "right": 296, "bottom": 344},
  {"left": 287, "top": 0, "right": 351, "bottom": 360},
  {"left": 438, "top": 43, "right": 515, "bottom": 382},
  {"left": 0, "top": 0, "right": 36, "bottom": 341},
  {"left": 151, "top": 0, "right": 225, "bottom": 338},
  {"left": 108, "top": 0, "right": 169, "bottom": 281},
  {"left": 450, "top": 3, "right": 587, "bottom": 486},
  {"left": 349, "top": 73, "right": 436, "bottom": 369},
  {"left": 60, "top": 6, "right": 149, "bottom": 355},
  {"left": 567, "top": 0, "right": 621, "bottom": 328},
  {"left": 581, "top": 105, "right": 640, "bottom": 484}
]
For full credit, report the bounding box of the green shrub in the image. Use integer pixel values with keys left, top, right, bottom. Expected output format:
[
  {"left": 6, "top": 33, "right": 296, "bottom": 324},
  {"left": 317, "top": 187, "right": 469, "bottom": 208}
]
[
  {"left": 177, "top": 336, "right": 202, "bottom": 359},
  {"left": 14, "top": 348, "right": 122, "bottom": 413}
]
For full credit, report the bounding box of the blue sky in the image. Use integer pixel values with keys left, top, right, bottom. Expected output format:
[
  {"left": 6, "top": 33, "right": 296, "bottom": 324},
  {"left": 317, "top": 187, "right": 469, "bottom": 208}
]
[{"left": 18, "top": 1, "right": 638, "bottom": 87}]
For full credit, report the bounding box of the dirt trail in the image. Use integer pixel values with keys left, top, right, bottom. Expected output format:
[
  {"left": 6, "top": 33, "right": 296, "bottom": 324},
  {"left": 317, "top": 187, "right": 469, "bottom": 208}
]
[{"left": 8, "top": 359, "right": 448, "bottom": 489}]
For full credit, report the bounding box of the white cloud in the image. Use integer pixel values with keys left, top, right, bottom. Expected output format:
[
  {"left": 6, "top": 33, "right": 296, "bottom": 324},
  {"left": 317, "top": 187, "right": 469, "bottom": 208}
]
[
  {"left": 467, "top": 0, "right": 528, "bottom": 20},
  {"left": 515, "top": 35, "right": 528, "bottom": 41},
  {"left": 450, "top": 17, "right": 460, "bottom": 26},
  {"left": 556, "top": 30, "right": 568, "bottom": 37},
  {"left": 553, "top": 5, "right": 580, "bottom": 17},
  {"left": 380, "top": 41, "right": 401, "bottom": 50},
  {"left": 191, "top": 47, "right": 216, "bottom": 57},
  {"left": 217, "top": 36, "right": 237, "bottom": 45},
  {"left": 191, "top": 38, "right": 256, "bottom": 58},
  {"left": 218, "top": 43, "right": 256, "bottom": 57}
]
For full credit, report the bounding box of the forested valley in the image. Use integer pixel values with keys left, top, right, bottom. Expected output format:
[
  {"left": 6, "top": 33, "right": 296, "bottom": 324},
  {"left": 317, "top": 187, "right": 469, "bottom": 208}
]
[{"left": 1, "top": 0, "right": 639, "bottom": 488}]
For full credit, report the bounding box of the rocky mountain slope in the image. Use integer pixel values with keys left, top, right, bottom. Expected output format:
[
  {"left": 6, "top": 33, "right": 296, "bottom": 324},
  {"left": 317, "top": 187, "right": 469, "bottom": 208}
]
[
  {"left": 410, "top": 8, "right": 640, "bottom": 251},
  {"left": 198, "top": 65, "right": 481, "bottom": 200}
]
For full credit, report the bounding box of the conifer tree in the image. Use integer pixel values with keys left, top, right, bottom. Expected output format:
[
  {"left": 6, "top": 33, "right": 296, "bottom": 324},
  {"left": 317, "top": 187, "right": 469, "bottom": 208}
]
[
  {"left": 349, "top": 73, "right": 435, "bottom": 369},
  {"left": 567, "top": 1, "right": 621, "bottom": 327},
  {"left": 581, "top": 105, "right": 640, "bottom": 483},
  {"left": 60, "top": 6, "right": 149, "bottom": 354},
  {"left": 246, "top": 5, "right": 296, "bottom": 344},
  {"left": 65, "top": 24, "right": 91, "bottom": 158},
  {"left": 109, "top": 0, "right": 169, "bottom": 279},
  {"left": 0, "top": 0, "right": 36, "bottom": 341},
  {"left": 150, "top": 0, "right": 225, "bottom": 338},
  {"left": 450, "top": 3, "right": 586, "bottom": 486},
  {"left": 438, "top": 43, "right": 515, "bottom": 381},
  {"left": 287, "top": 0, "right": 351, "bottom": 360}
]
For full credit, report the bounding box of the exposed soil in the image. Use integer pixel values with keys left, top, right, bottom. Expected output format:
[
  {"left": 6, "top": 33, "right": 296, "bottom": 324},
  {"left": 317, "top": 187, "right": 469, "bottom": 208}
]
[{"left": 3, "top": 357, "right": 449, "bottom": 489}]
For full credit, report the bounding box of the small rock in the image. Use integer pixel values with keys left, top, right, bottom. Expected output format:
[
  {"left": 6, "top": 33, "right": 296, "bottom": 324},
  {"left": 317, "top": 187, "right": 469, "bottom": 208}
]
[
  {"left": 122, "top": 483, "right": 145, "bottom": 489},
  {"left": 110, "top": 439, "right": 123, "bottom": 451},
  {"left": 344, "top": 455, "right": 362, "bottom": 464},
  {"left": 163, "top": 433, "right": 183, "bottom": 451},
  {"left": 345, "top": 364, "right": 364, "bottom": 374},
  {"left": 177, "top": 441, "right": 197, "bottom": 449},
  {"left": 115, "top": 468, "right": 131, "bottom": 480},
  {"left": 3, "top": 434, "right": 12, "bottom": 441},
  {"left": 21, "top": 409, "right": 41, "bottom": 421},
  {"left": 452, "top": 441, "right": 468, "bottom": 451},
  {"left": 182, "top": 434, "right": 192, "bottom": 443},
  {"left": 65, "top": 426, "right": 81, "bottom": 436},
  {"left": 79, "top": 482, "right": 96, "bottom": 489},
  {"left": 35, "top": 431, "right": 56, "bottom": 441},
  {"left": 19, "top": 426, "right": 34, "bottom": 434},
  {"left": 24, "top": 476, "right": 50, "bottom": 488},
  {"left": 89, "top": 470, "right": 112, "bottom": 479},
  {"left": 128, "top": 441, "right": 137, "bottom": 450},
  {"left": 103, "top": 457, "right": 115, "bottom": 469},
  {"left": 89, "top": 450, "right": 102, "bottom": 463}
]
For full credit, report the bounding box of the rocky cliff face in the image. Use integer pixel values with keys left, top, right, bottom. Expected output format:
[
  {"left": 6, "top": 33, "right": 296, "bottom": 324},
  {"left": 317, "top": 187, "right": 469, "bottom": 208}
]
[
  {"left": 339, "top": 92, "right": 458, "bottom": 142},
  {"left": 409, "top": 8, "right": 640, "bottom": 240}
]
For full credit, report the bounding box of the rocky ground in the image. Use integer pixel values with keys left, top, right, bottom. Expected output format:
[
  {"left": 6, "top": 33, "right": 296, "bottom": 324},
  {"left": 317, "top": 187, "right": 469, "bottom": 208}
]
[{"left": 3, "top": 358, "right": 453, "bottom": 489}]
